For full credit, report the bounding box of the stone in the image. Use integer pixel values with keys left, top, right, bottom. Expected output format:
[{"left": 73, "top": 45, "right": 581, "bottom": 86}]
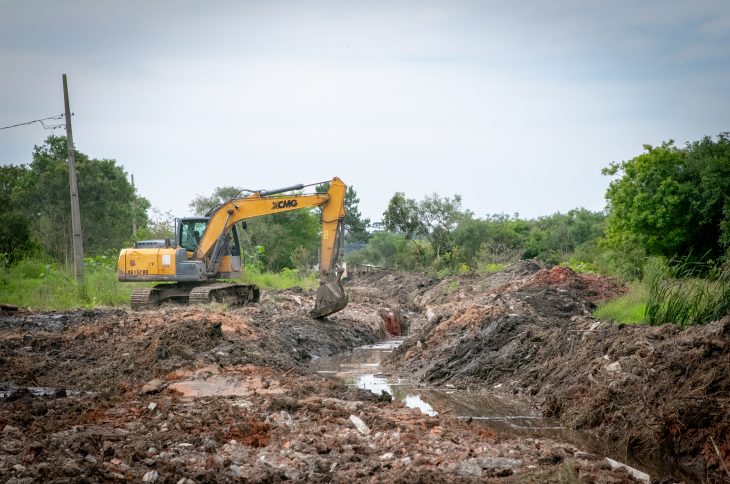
[
  {"left": 142, "top": 470, "right": 159, "bottom": 482},
  {"left": 349, "top": 415, "right": 370, "bottom": 435},
  {"left": 457, "top": 459, "right": 483, "bottom": 478},
  {"left": 140, "top": 378, "right": 165, "bottom": 394}
]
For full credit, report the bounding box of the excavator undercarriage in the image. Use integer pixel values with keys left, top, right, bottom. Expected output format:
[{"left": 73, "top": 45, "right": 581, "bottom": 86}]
[{"left": 130, "top": 283, "right": 261, "bottom": 310}]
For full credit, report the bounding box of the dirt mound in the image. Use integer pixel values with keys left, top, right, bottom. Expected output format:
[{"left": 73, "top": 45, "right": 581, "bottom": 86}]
[
  {"left": 0, "top": 294, "right": 384, "bottom": 392},
  {"left": 384, "top": 262, "right": 730, "bottom": 479}
]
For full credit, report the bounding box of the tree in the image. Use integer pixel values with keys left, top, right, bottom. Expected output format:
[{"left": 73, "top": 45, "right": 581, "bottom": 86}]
[
  {"left": 189, "top": 186, "right": 243, "bottom": 216},
  {"left": 315, "top": 183, "right": 371, "bottom": 243},
  {"left": 382, "top": 192, "right": 424, "bottom": 239},
  {"left": 603, "top": 134, "right": 730, "bottom": 262},
  {"left": 383, "top": 192, "right": 470, "bottom": 259},
  {"left": 0, "top": 165, "right": 36, "bottom": 264},
  {"left": 419, "top": 193, "right": 472, "bottom": 258},
  {"left": 11, "top": 136, "right": 148, "bottom": 263}
]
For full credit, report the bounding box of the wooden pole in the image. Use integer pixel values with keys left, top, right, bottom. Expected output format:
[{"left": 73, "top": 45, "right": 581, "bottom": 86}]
[
  {"left": 63, "top": 74, "right": 84, "bottom": 283},
  {"left": 131, "top": 174, "right": 137, "bottom": 237}
]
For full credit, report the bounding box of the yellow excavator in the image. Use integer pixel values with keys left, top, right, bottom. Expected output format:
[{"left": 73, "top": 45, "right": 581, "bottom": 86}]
[{"left": 117, "top": 177, "right": 349, "bottom": 318}]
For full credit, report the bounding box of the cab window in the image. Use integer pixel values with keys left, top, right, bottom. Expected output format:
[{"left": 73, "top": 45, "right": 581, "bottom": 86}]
[{"left": 180, "top": 220, "right": 208, "bottom": 251}]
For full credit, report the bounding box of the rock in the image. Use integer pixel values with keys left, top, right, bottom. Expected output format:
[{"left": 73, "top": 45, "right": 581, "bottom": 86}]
[
  {"left": 266, "top": 411, "right": 293, "bottom": 427},
  {"left": 457, "top": 458, "right": 483, "bottom": 478},
  {"left": 401, "top": 456, "right": 412, "bottom": 466},
  {"left": 228, "top": 465, "right": 244, "bottom": 478},
  {"left": 477, "top": 457, "right": 522, "bottom": 469},
  {"left": 148, "top": 402, "right": 158, "bottom": 411},
  {"left": 13, "top": 464, "right": 27, "bottom": 472},
  {"left": 62, "top": 461, "right": 82, "bottom": 477},
  {"left": 140, "top": 378, "right": 165, "bottom": 394},
  {"left": 142, "top": 470, "right": 159, "bottom": 482},
  {"left": 605, "top": 458, "right": 650, "bottom": 483},
  {"left": 84, "top": 454, "right": 98, "bottom": 464},
  {"left": 379, "top": 452, "right": 394, "bottom": 460},
  {"left": 348, "top": 415, "right": 370, "bottom": 435},
  {"left": 2, "top": 425, "right": 21, "bottom": 436},
  {"left": 605, "top": 362, "right": 621, "bottom": 373}
]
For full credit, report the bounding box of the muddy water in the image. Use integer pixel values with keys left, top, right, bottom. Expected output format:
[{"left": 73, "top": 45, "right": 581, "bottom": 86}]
[
  {"left": 310, "top": 339, "right": 696, "bottom": 482},
  {"left": 310, "top": 339, "right": 556, "bottom": 433}
]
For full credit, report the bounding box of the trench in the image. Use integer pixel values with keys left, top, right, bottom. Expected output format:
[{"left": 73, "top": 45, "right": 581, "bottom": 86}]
[{"left": 310, "top": 338, "right": 698, "bottom": 482}]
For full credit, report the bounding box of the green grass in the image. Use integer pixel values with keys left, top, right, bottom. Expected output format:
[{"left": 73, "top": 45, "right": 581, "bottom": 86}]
[
  {"left": 478, "top": 262, "right": 507, "bottom": 274},
  {"left": 0, "top": 258, "right": 147, "bottom": 310},
  {"left": 594, "top": 257, "right": 730, "bottom": 326},
  {"left": 240, "top": 267, "right": 318, "bottom": 290},
  {"left": 593, "top": 281, "right": 648, "bottom": 324}
]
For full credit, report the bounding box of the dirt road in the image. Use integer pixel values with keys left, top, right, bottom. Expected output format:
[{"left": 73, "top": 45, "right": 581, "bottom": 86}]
[{"left": 1, "top": 263, "right": 727, "bottom": 482}]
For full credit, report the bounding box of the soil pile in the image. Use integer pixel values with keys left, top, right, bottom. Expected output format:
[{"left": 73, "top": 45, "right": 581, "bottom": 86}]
[{"left": 384, "top": 262, "right": 730, "bottom": 479}]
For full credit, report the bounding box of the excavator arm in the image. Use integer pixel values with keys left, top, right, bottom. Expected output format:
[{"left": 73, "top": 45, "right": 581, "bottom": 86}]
[{"left": 196, "top": 177, "right": 348, "bottom": 317}]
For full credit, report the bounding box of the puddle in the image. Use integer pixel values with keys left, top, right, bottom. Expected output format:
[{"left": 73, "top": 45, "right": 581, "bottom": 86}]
[
  {"left": 310, "top": 339, "right": 698, "bottom": 482},
  {"left": 309, "top": 339, "right": 553, "bottom": 432}
]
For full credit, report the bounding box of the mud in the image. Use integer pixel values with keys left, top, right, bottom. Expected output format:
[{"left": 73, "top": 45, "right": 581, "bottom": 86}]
[
  {"left": 0, "top": 279, "right": 649, "bottom": 482},
  {"left": 382, "top": 262, "right": 730, "bottom": 481}
]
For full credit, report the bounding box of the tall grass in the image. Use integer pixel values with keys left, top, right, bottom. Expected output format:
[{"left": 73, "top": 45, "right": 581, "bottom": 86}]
[
  {"left": 0, "top": 258, "right": 145, "bottom": 309},
  {"left": 1, "top": 259, "right": 318, "bottom": 310},
  {"left": 645, "top": 258, "right": 730, "bottom": 326}
]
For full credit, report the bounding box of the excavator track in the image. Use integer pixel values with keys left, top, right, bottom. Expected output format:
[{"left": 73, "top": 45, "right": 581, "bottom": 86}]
[
  {"left": 189, "top": 283, "right": 260, "bottom": 306},
  {"left": 130, "top": 287, "right": 162, "bottom": 310}
]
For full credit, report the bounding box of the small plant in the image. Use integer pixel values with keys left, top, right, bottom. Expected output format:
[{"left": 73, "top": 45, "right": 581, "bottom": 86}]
[{"left": 444, "top": 279, "right": 460, "bottom": 295}]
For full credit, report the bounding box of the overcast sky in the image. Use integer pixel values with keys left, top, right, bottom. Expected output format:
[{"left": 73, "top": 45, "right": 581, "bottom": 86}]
[{"left": 1, "top": 0, "right": 728, "bottom": 222}]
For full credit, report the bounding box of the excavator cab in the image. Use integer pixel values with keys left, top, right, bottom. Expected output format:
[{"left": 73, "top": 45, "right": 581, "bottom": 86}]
[
  {"left": 178, "top": 218, "right": 209, "bottom": 251},
  {"left": 177, "top": 217, "right": 243, "bottom": 278}
]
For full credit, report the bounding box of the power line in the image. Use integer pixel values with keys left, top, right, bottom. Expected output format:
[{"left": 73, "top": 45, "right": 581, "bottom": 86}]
[{"left": 0, "top": 113, "right": 66, "bottom": 131}]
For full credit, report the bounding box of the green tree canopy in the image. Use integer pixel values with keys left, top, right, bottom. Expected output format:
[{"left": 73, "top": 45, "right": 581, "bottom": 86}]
[
  {"left": 189, "top": 186, "right": 243, "bottom": 216},
  {"left": 383, "top": 192, "right": 470, "bottom": 258},
  {"left": 603, "top": 133, "right": 730, "bottom": 261},
  {"left": 6, "top": 135, "right": 149, "bottom": 263}
]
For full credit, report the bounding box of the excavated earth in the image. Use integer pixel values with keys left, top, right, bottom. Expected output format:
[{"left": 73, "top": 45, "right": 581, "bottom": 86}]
[
  {"left": 0, "top": 263, "right": 726, "bottom": 482},
  {"left": 373, "top": 262, "right": 730, "bottom": 482}
]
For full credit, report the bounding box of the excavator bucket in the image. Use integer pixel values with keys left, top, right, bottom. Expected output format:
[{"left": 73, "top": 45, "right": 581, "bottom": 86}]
[{"left": 310, "top": 280, "right": 349, "bottom": 318}]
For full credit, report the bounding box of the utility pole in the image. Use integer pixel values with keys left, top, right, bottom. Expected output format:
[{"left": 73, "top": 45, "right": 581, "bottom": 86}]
[
  {"left": 131, "top": 174, "right": 137, "bottom": 236},
  {"left": 63, "top": 74, "right": 84, "bottom": 283}
]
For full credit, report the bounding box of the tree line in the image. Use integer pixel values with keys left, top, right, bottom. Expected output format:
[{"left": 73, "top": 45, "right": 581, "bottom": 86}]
[{"left": 1, "top": 133, "right": 728, "bottom": 281}]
